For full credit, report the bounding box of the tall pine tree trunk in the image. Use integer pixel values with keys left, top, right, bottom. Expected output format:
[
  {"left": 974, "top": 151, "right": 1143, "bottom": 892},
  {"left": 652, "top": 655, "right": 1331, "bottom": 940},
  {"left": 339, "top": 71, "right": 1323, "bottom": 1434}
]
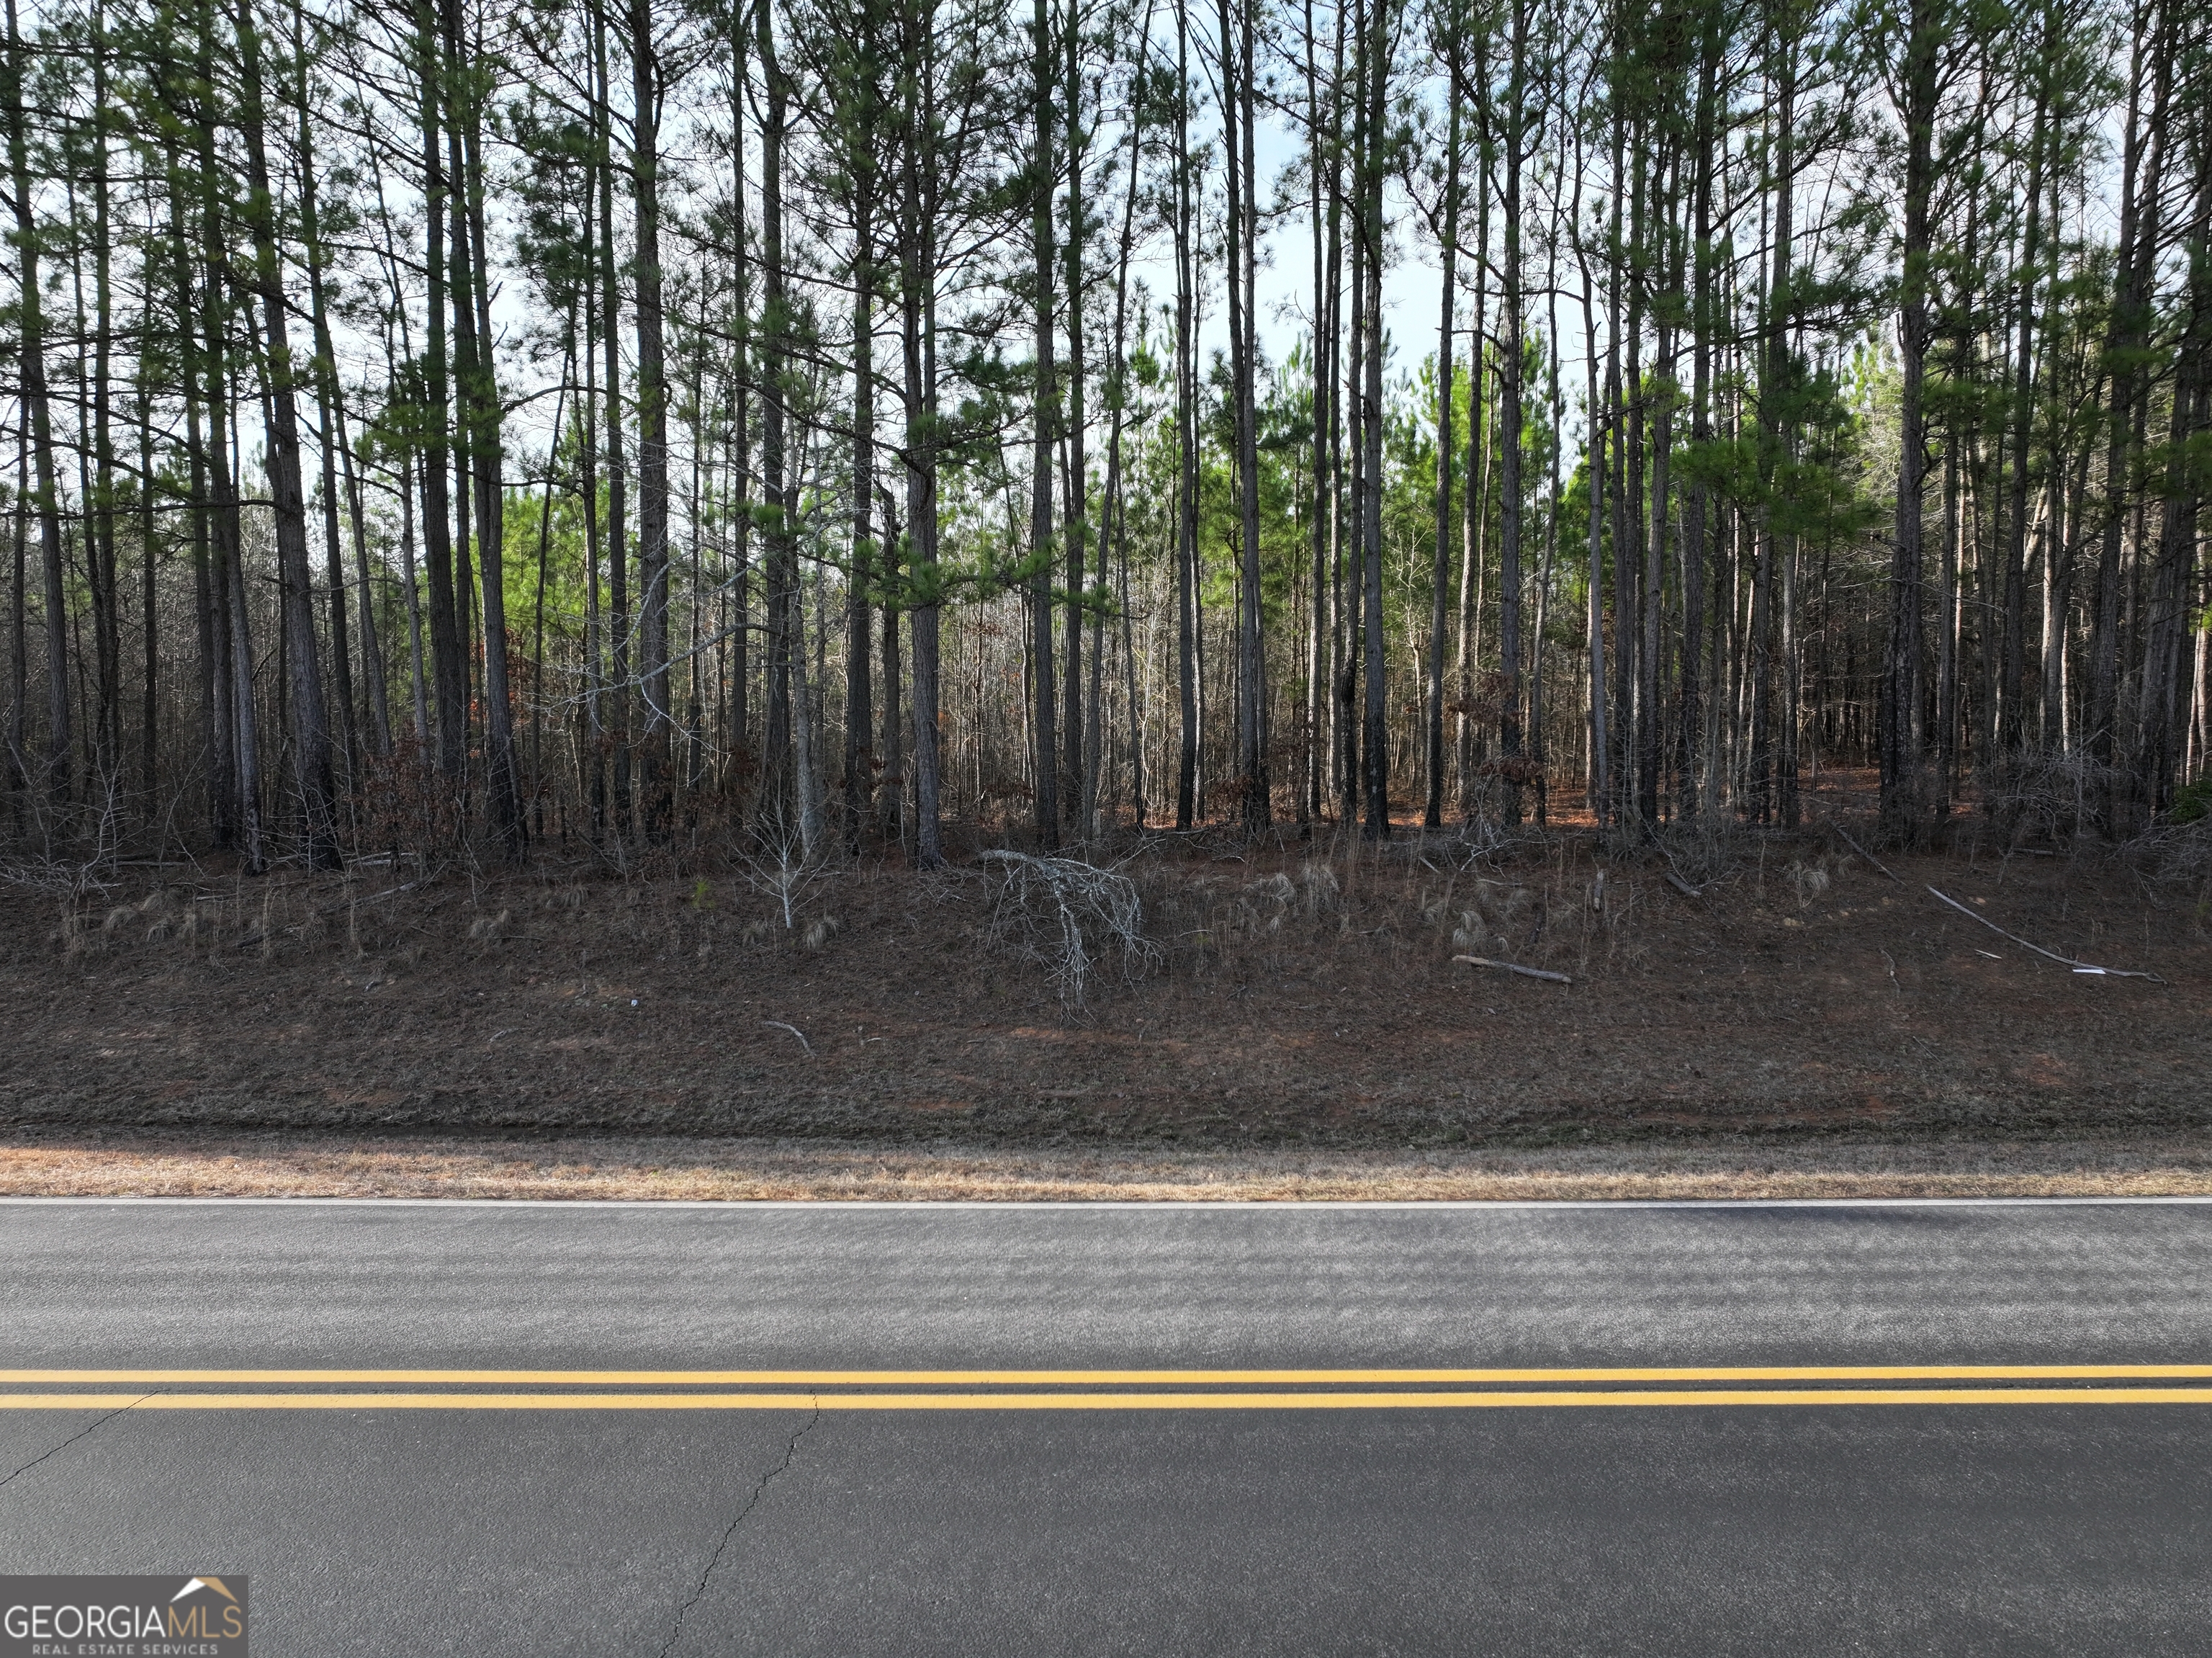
[
  {"left": 454, "top": 0, "right": 519, "bottom": 856},
  {"left": 897, "top": 0, "right": 944, "bottom": 866},
  {"left": 4, "top": 0, "right": 68, "bottom": 807},
  {"left": 1173, "top": 0, "right": 1198, "bottom": 828},
  {"left": 1358, "top": 0, "right": 1388, "bottom": 838},
  {"left": 756, "top": 0, "right": 797, "bottom": 833},
  {"left": 845, "top": 189, "right": 877, "bottom": 856},
  {"left": 1498, "top": 0, "right": 1527, "bottom": 816},
  {"left": 631, "top": 0, "right": 671, "bottom": 838},
  {"left": 235, "top": 0, "right": 338, "bottom": 866},
  {"left": 1063, "top": 0, "right": 1088, "bottom": 832},
  {"left": 1999, "top": 27, "right": 2052, "bottom": 761},
  {"left": 1680, "top": 4, "right": 1718, "bottom": 820},
  {"left": 1030, "top": 0, "right": 1059, "bottom": 846},
  {"left": 593, "top": 0, "right": 631, "bottom": 831},
  {"left": 1424, "top": 7, "right": 1460, "bottom": 829},
  {"left": 418, "top": 1, "right": 465, "bottom": 784},
  {"left": 2091, "top": 0, "right": 2168, "bottom": 800}
]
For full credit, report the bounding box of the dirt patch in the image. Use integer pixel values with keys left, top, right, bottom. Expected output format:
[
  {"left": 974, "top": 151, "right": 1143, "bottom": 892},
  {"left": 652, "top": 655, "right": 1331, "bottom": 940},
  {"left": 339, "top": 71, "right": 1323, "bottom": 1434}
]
[{"left": 4, "top": 817, "right": 2206, "bottom": 1188}]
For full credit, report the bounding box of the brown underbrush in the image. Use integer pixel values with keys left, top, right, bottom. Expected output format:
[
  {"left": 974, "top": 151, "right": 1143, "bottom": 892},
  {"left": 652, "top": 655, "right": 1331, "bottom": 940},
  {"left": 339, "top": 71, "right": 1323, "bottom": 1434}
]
[{"left": 3, "top": 803, "right": 2206, "bottom": 1197}]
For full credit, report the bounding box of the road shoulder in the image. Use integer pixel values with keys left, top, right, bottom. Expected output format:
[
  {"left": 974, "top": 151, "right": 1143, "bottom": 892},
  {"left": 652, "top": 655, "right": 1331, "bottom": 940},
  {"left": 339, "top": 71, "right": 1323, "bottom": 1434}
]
[{"left": 8, "top": 1129, "right": 2212, "bottom": 1201}]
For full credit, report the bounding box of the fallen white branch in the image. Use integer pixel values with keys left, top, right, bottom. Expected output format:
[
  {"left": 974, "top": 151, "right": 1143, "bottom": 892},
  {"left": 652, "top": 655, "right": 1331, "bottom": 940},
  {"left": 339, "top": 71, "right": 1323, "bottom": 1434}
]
[
  {"left": 763, "top": 1019, "right": 814, "bottom": 1056},
  {"left": 1833, "top": 823, "right": 1903, "bottom": 885},
  {"left": 1453, "top": 954, "right": 1573, "bottom": 985},
  {"left": 979, "top": 848, "right": 1158, "bottom": 1009},
  {"left": 1925, "top": 887, "right": 2164, "bottom": 982}
]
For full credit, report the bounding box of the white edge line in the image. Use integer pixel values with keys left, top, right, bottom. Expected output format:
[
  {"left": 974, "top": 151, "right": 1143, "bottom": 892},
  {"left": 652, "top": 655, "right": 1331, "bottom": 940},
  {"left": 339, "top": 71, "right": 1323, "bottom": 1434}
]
[{"left": 1, "top": 1196, "right": 2211, "bottom": 1211}]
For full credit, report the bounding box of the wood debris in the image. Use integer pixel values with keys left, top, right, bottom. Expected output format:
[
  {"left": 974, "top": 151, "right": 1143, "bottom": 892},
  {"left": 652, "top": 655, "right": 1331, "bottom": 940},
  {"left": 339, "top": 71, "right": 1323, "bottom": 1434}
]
[
  {"left": 1452, "top": 954, "right": 1573, "bottom": 985},
  {"left": 1925, "top": 887, "right": 2164, "bottom": 982}
]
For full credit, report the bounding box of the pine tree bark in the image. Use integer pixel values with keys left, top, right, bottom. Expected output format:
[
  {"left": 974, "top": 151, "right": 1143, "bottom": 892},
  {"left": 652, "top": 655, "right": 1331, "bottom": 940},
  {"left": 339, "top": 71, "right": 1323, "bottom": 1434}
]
[
  {"left": 1640, "top": 138, "right": 1677, "bottom": 830},
  {"left": 452, "top": 0, "right": 519, "bottom": 856},
  {"left": 1030, "top": 0, "right": 1060, "bottom": 847},
  {"left": 291, "top": 0, "right": 359, "bottom": 776},
  {"left": 631, "top": 0, "right": 672, "bottom": 838},
  {"left": 1678, "top": 3, "right": 1718, "bottom": 820},
  {"left": 845, "top": 189, "right": 878, "bottom": 856},
  {"left": 725, "top": 10, "right": 751, "bottom": 787},
  {"left": 1748, "top": 16, "right": 1795, "bottom": 824},
  {"left": 4, "top": 0, "right": 68, "bottom": 807},
  {"left": 1172, "top": 0, "right": 1198, "bottom": 829},
  {"left": 236, "top": 0, "right": 339, "bottom": 866},
  {"left": 88, "top": 0, "right": 119, "bottom": 789},
  {"left": 896, "top": 0, "right": 943, "bottom": 866},
  {"left": 757, "top": 0, "right": 799, "bottom": 833},
  {"left": 2091, "top": 0, "right": 2168, "bottom": 792},
  {"left": 1999, "top": 30, "right": 2052, "bottom": 760},
  {"left": 2142, "top": 98, "right": 2212, "bottom": 810},
  {"left": 418, "top": 1, "right": 466, "bottom": 784},
  {"left": 593, "top": 0, "right": 631, "bottom": 830},
  {"left": 1423, "top": 8, "right": 1460, "bottom": 830},
  {"left": 1455, "top": 31, "right": 1490, "bottom": 807},
  {"left": 1340, "top": 0, "right": 1365, "bottom": 829},
  {"left": 1358, "top": 0, "right": 1388, "bottom": 838},
  {"left": 1063, "top": 0, "right": 1089, "bottom": 833},
  {"left": 1216, "top": 0, "right": 1265, "bottom": 831},
  {"left": 1498, "top": 0, "right": 1527, "bottom": 812},
  {"left": 1101, "top": 5, "right": 1151, "bottom": 830},
  {"left": 1303, "top": 0, "right": 1331, "bottom": 827}
]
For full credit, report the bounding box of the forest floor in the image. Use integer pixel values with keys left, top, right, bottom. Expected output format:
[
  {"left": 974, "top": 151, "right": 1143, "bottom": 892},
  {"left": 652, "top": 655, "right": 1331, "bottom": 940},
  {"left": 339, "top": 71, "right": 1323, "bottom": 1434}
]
[{"left": 4, "top": 773, "right": 2208, "bottom": 1200}]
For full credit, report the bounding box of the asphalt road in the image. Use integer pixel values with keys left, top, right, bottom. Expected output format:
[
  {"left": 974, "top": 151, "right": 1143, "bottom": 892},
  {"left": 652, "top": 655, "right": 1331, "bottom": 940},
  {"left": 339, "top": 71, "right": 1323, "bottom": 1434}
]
[{"left": 5, "top": 1198, "right": 2212, "bottom": 1655}]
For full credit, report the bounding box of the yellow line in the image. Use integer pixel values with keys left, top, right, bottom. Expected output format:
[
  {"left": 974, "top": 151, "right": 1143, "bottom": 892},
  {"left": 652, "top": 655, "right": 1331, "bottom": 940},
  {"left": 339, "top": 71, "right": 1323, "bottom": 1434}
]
[
  {"left": 5, "top": 1365, "right": 2212, "bottom": 1386},
  {"left": 4, "top": 1389, "right": 2212, "bottom": 1410}
]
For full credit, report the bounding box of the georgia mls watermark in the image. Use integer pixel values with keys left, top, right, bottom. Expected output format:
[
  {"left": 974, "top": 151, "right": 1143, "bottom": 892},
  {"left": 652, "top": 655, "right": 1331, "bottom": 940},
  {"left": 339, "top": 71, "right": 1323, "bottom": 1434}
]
[{"left": 1, "top": 1576, "right": 246, "bottom": 1657}]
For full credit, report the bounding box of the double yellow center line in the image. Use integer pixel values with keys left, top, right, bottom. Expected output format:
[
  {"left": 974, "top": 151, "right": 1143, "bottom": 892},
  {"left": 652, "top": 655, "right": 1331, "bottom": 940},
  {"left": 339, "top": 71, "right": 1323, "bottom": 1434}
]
[{"left": 3, "top": 1366, "right": 2211, "bottom": 1410}]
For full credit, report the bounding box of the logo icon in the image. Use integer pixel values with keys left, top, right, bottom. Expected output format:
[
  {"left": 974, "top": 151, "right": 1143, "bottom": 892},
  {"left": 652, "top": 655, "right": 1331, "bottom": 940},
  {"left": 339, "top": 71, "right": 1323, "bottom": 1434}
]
[{"left": 3, "top": 1574, "right": 248, "bottom": 1656}]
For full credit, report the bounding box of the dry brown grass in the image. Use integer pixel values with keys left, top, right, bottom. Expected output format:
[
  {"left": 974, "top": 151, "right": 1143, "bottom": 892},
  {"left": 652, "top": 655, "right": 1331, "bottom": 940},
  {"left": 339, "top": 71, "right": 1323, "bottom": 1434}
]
[{"left": 8, "top": 1132, "right": 2212, "bottom": 1202}]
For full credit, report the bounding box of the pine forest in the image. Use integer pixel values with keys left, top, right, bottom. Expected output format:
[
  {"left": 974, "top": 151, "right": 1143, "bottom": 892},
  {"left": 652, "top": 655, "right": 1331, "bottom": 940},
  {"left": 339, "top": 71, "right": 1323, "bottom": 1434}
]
[{"left": 4, "top": 0, "right": 2211, "bottom": 874}]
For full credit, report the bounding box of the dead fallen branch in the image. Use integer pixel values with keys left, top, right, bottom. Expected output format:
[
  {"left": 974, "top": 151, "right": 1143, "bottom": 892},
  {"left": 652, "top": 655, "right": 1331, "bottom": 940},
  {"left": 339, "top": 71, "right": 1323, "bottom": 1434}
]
[
  {"left": 979, "top": 848, "right": 1158, "bottom": 1010},
  {"left": 763, "top": 1019, "right": 814, "bottom": 1055},
  {"left": 315, "top": 874, "right": 437, "bottom": 918},
  {"left": 1833, "top": 823, "right": 1904, "bottom": 885},
  {"left": 1665, "top": 871, "right": 1703, "bottom": 898},
  {"left": 1925, "top": 887, "right": 2165, "bottom": 982},
  {"left": 1453, "top": 954, "right": 1573, "bottom": 985}
]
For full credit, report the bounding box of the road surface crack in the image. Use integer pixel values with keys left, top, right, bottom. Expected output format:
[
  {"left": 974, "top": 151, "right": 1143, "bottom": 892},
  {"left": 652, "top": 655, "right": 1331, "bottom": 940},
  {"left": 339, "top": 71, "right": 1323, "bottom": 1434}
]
[
  {"left": 657, "top": 1395, "right": 819, "bottom": 1658},
  {"left": 0, "top": 1394, "right": 157, "bottom": 1495}
]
